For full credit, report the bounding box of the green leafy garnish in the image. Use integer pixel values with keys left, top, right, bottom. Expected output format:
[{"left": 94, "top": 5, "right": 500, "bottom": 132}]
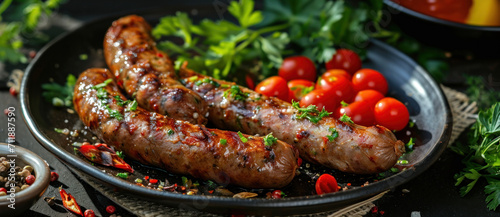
[
  {"left": 339, "top": 113, "right": 354, "bottom": 124},
  {"left": 194, "top": 78, "right": 220, "bottom": 87},
  {"left": 263, "top": 133, "right": 278, "bottom": 147},
  {"left": 453, "top": 103, "right": 500, "bottom": 210},
  {"left": 406, "top": 137, "right": 415, "bottom": 153},
  {"left": 105, "top": 105, "right": 123, "bottom": 121},
  {"left": 114, "top": 95, "right": 129, "bottom": 107},
  {"left": 116, "top": 151, "right": 124, "bottom": 159},
  {"left": 465, "top": 75, "right": 500, "bottom": 110},
  {"left": 326, "top": 127, "right": 338, "bottom": 142},
  {"left": 116, "top": 172, "right": 128, "bottom": 179},
  {"left": 126, "top": 100, "right": 138, "bottom": 112},
  {"left": 167, "top": 129, "right": 174, "bottom": 135},
  {"left": 292, "top": 101, "right": 331, "bottom": 124},
  {"left": 237, "top": 131, "right": 248, "bottom": 143},
  {"left": 220, "top": 139, "right": 227, "bottom": 145},
  {"left": 224, "top": 85, "right": 249, "bottom": 101},
  {"left": 92, "top": 78, "right": 113, "bottom": 89},
  {"left": 41, "top": 74, "right": 76, "bottom": 107}
]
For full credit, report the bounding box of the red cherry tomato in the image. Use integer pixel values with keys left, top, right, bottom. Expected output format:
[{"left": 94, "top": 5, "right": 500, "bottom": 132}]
[
  {"left": 84, "top": 209, "right": 96, "bottom": 217},
  {"left": 300, "top": 89, "right": 339, "bottom": 114},
  {"left": 106, "top": 205, "right": 116, "bottom": 214},
  {"left": 354, "top": 90, "right": 385, "bottom": 108},
  {"left": 279, "top": 56, "right": 317, "bottom": 81},
  {"left": 50, "top": 171, "right": 59, "bottom": 182},
  {"left": 25, "top": 175, "right": 36, "bottom": 185},
  {"left": 315, "top": 174, "right": 339, "bottom": 195},
  {"left": 271, "top": 190, "right": 283, "bottom": 199},
  {"left": 335, "top": 101, "right": 375, "bottom": 126},
  {"left": 374, "top": 97, "right": 410, "bottom": 131},
  {"left": 325, "top": 49, "right": 362, "bottom": 75},
  {"left": 316, "top": 75, "right": 356, "bottom": 103},
  {"left": 322, "top": 69, "right": 352, "bottom": 81},
  {"left": 255, "top": 76, "right": 289, "bottom": 101},
  {"left": 352, "top": 69, "right": 388, "bottom": 95},
  {"left": 288, "top": 79, "right": 315, "bottom": 102}
]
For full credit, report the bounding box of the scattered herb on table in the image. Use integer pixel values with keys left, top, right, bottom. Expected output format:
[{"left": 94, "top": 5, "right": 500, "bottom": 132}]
[
  {"left": 41, "top": 74, "right": 76, "bottom": 107},
  {"left": 465, "top": 75, "right": 500, "bottom": 110},
  {"left": 453, "top": 102, "right": 500, "bottom": 210}
]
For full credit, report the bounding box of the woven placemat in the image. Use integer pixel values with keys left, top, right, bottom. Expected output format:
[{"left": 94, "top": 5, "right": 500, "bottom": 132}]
[{"left": 69, "top": 85, "right": 478, "bottom": 217}]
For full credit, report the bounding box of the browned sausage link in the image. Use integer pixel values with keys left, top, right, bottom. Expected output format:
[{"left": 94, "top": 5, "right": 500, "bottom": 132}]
[
  {"left": 179, "top": 66, "right": 405, "bottom": 174},
  {"left": 73, "top": 68, "right": 298, "bottom": 188},
  {"left": 104, "top": 15, "right": 208, "bottom": 125}
]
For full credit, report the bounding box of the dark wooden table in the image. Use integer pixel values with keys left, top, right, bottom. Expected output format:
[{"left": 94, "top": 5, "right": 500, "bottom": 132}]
[{"left": 1, "top": 1, "right": 500, "bottom": 216}]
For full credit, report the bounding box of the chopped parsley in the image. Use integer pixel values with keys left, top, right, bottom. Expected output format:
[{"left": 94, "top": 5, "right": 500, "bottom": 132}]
[
  {"left": 339, "top": 113, "right": 354, "bottom": 124},
  {"left": 220, "top": 139, "right": 227, "bottom": 145},
  {"left": 92, "top": 79, "right": 113, "bottom": 89},
  {"left": 116, "top": 151, "right": 124, "bottom": 159},
  {"left": 116, "top": 172, "right": 128, "bottom": 179},
  {"left": 187, "top": 76, "right": 199, "bottom": 82},
  {"left": 195, "top": 78, "right": 220, "bottom": 87},
  {"left": 114, "top": 95, "right": 129, "bottom": 106},
  {"left": 224, "top": 85, "right": 249, "bottom": 101},
  {"left": 167, "top": 129, "right": 175, "bottom": 135},
  {"left": 42, "top": 74, "right": 76, "bottom": 108},
  {"left": 263, "top": 133, "right": 278, "bottom": 147},
  {"left": 126, "top": 100, "right": 138, "bottom": 111},
  {"left": 406, "top": 137, "right": 415, "bottom": 152},
  {"left": 292, "top": 101, "right": 331, "bottom": 124},
  {"left": 106, "top": 105, "right": 123, "bottom": 121},
  {"left": 326, "top": 127, "right": 338, "bottom": 142},
  {"left": 237, "top": 131, "right": 248, "bottom": 143}
]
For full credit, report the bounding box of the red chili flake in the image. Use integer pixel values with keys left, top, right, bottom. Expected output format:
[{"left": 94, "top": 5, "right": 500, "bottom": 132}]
[
  {"left": 3, "top": 109, "right": 9, "bottom": 116},
  {"left": 322, "top": 137, "right": 329, "bottom": 144},
  {"left": 117, "top": 80, "right": 124, "bottom": 88},
  {"left": 25, "top": 175, "right": 36, "bottom": 185},
  {"left": 380, "top": 210, "right": 385, "bottom": 215},
  {"left": 9, "top": 86, "right": 17, "bottom": 97},
  {"left": 347, "top": 183, "right": 351, "bottom": 186},
  {"left": 149, "top": 178, "right": 158, "bottom": 184},
  {"left": 297, "top": 157, "right": 302, "bottom": 167},
  {"left": 50, "top": 172, "right": 59, "bottom": 182},
  {"left": 208, "top": 190, "right": 214, "bottom": 194},
  {"left": 271, "top": 190, "right": 282, "bottom": 199},
  {"left": 371, "top": 206, "right": 378, "bottom": 214},
  {"left": 29, "top": 50, "right": 37, "bottom": 59},
  {"left": 106, "top": 205, "right": 116, "bottom": 214},
  {"left": 156, "top": 52, "right": 164, "bottom": 58},
  {"left": 144, "top": 176, "right": 149, "bottom": 180},
  {"left": 180, "top": 186, "right": 186, "bottom": 191}
]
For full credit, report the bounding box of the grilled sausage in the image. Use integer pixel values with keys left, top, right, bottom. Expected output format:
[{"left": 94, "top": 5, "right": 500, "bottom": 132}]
[
  {"left": 73, "top": 68, "right": 298, "bottom": 188},
  {"left": 179, "top": 66, "right": 405, "bottom": 174},
  {"left": 104, "top": 15, "right": 208, "bottom": 125}
]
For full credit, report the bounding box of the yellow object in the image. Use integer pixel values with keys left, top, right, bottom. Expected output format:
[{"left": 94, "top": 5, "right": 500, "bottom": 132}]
[{"left": 466, "top": 0, "right": 500, "bottom": 26}]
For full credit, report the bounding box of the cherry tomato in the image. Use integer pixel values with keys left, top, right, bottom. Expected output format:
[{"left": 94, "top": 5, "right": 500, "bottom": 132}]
[
  {"left": 325, "top": 49, "right": 362, "bottom": 75},
  {"left": 279, "top": 56, "right": 317, "bottom": 81},
  {"left": 255, "top": 76, "right": 289, "bottom": 101},
  {"left": 50, "top": 171, "right": 59, "bottom": 182},
  {"left": 374, "top": 97, "right": 409, "bottom": 131},
  {"left": 106, "top": 205, "right": 116, "bottom": 214},
  {"left": 316, "top": 75, "right": 356, "bottom": 103},
  {"left": 315, "top": 174, "right": 339, "bottom": 195},
  {"left": 271, "top": 190, "right": 283, "bottom": 199},
  {"left": 322, "top": 69, "right": 352, "bottom": 81},
  {"left": 84, "top": 209, "right": 96, "bottom": 217},
  {"left": 352, "top": 69, "right": 388, "bottom": 95},
  {"left": 300, "top": 89, "right": 339, "bottom": 114},
  {"left": 288, "top": 79, "right": 315, "bottom": 102},
  {"left": 354, "top": 90, "right": 385, "bottom": 108},
  {"left": 25, "top": 175, "right": 36, "bottom": 185},
  {"left": 335, "top": 101, "right": 375, "bottom": 126},
  {"left": 245, "top": 74, "right": 255, "bottom": 90}
]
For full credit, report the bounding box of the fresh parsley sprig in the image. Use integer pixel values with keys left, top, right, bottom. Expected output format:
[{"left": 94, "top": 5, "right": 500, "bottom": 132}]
[
  {"left": 453, "top": 102, "right": 500, "bottom": 210},
  {"left": 263, "top": 133, "right": 278, "bottom": 147},
  {"left": 292, "top": 101, "right": 331, "bottom": 124}
]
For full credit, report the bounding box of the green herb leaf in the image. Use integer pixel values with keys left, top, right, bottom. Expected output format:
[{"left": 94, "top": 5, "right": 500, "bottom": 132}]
[
  {"left": 167, "top": 129, "right": 174, "bottom": 135},
  {"left": 237, "top": 131, "right": 248, "bottom": 143},
  {"left": 406, "top": 137, "right": 415, "bottom": 152},
  {"left": 326, "top": 127, "right": 338, "bottom": 142},
  {"left": 228, "top": 0, "right": 263, "bottom": 28},
  {"left": 126, "top": 100, "right": 138, "bottom": 111},
  {"left": 42, "top": 74, "right": 76, "bottom": 108},
  {"left": 92, "top": 79, "right": 113, "bottom": 89},
  {"left": 292, "top": 101, "right": 331, "bottom": 124},
  {"left": 224, "top": 85, "right": 249, "bottom": 101},
  {"left": 116, "top": 151, "right": 124, "bottom": 159},
  {"left": 116, "top": 172, "right": 128, "bottom": 179},
  {"left": 339, "top": 113, "right": 354, "bottom": 124},
  {"left": 220, "top": 139, "right": 227, "bottom": 145},
  {"left": 263, "top": 133, "right": 278, "bottom": 147}
]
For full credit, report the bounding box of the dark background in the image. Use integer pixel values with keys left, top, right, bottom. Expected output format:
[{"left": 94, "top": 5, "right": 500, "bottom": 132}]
[{"left": 1, "top": 0, "right": 499, "bottom": 216}]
